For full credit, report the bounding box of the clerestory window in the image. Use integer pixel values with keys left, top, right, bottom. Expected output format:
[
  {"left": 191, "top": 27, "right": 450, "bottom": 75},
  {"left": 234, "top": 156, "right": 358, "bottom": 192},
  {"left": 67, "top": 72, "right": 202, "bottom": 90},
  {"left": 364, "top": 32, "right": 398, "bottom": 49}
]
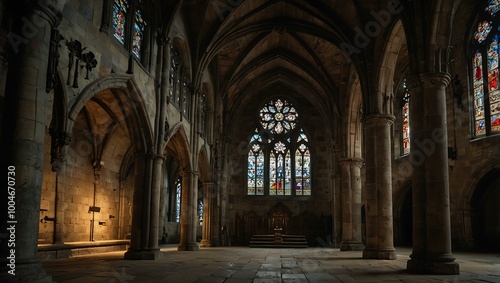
[
  {"left": 110, "top": 0, "right": 150, "bottom": 64},
  {"left": 247, "top": 99, "right": 311, "bottom": 197},
  {"left": 401, "top": 79, "right": 410, "bottom": 155}
]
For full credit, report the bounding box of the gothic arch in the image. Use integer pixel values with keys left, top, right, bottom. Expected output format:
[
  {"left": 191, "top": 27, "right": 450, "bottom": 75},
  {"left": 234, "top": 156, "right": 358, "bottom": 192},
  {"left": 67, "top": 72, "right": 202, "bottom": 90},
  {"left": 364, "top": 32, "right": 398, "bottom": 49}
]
[
  {"left": 170, "top": 36, "right": 193, "bottom": 81},
  {"left": 164, "top": 123, "right": 193, "bottom": 172},
  {"left": 374, "top": 19, "right": 406, "bottom": 115},
  {"left": 343, "top": 68, "right": 363, "bottom": 158},
  {"left": 463, "top": 159, "right": 500, "bottom": 251},
  {"left": 197, "top": 145, "right": 211, "bottom": 183},
  {"left": 67, "top": 73, "right": 154, "bottom": 153},
  {"left": 393, "top": 179, "right": 413, "bottom": 247},
  {"left": 464, "top": 158, "right": 500, "bottom": 209}
]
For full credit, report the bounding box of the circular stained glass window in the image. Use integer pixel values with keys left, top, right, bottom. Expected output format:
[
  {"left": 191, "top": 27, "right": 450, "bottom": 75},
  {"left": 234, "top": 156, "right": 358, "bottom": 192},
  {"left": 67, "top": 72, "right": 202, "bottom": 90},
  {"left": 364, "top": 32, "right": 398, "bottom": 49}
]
[{"left": 259, "top": 99, "right": 298, "bottom": 134}]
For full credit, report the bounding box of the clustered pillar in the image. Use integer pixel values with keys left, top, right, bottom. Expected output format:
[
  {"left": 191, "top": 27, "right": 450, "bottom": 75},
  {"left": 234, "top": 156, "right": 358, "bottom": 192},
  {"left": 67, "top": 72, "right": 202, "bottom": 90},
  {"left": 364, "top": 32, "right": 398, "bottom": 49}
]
[
  {"left": 339, "top": 158, "right": 364, "bottom": 251},
  {"left": 406, "top": 73, "right": 459, "bottom": 274},
  {"left": 200, "top": 182, "right": 214, "bottom": 247},
  {"left": 177, "top": 170, "right": 200, "bottom": 251},
  {"left": 0, "top": 2, "right": 61, "bottom": 282},
  {"left": 362, "top": 114, "right": 396, "bottom": 260},
  {"left": 124, "top": 153, "right": 162, "bottom": 260}
]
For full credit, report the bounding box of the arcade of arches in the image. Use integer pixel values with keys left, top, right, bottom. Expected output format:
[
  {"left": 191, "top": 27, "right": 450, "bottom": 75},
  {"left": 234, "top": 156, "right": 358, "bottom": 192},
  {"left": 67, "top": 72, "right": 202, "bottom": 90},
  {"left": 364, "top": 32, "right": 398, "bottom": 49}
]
[{"left": 0, "top": 0, "right": 499, "bottom": 281}]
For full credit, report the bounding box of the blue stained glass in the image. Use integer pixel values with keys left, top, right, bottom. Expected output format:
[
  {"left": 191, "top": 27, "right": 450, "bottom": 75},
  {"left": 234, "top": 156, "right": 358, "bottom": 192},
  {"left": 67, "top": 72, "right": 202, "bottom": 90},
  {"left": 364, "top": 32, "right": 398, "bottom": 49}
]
[
  {"left": 475, "top": 21, "right": 493, "bottom": 44},
  {"left": 175, "top": 177, "right": 181, "bottom": 222},
  {"left": 486, "top": 0, "right": 500, "bottom": 16},
  {"left": 132, "top": 9, "right": 146, "bottom": 58},
  {"left": 112, "top": 0, "right": 128, "bottom": 44}
]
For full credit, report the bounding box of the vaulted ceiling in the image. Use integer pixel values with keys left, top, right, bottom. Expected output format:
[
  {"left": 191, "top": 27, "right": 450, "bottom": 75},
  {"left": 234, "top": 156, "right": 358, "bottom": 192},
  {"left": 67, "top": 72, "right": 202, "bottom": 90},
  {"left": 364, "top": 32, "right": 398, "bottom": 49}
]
[{"left": 175, "top": 0, "right": 377, "bottom": 114}]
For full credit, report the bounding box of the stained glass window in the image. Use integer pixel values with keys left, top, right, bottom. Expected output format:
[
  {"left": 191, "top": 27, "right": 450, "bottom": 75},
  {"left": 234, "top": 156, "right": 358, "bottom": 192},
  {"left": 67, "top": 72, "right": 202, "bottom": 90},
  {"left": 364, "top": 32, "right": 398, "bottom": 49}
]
[
  {"left": 401, "top": 80, "right": 410, "bottom": 155},
  {"left": 112, "top": 0, "right": 128, "bottom": 44},
  {"left": 132, "top": 8, "right": 146, "bottom": 58},
  {"left": 247, "top": 99, "right": 311, "bottom": 197},
  {"left": 175, "top": 177, "right": 181, "bottom": 223},
  {"left": 475, "top": 21, "right": 493, "bottom": 44},
  {"left": 111, "top": 0, "right": 148, "bottom": 61},
  {"left": 169, "top": 49, "right": 183, "bottom": 109},
  {"left": 486, "top": 0, "right": 500, "bottom": 16},
  {"left": 259, "top": 99, "right": 298, "bottom": 134},
  {"left": 247, "top": 129, "right": 265, "bottom": 195},
  {"left": 470, "top": 3, "right": 500, "bottom": 137},
  {"left": 295, "top": 129, "right": 311, "bottom": 195},
  {"left": 198, "top": 199, "right": 203, "bottom": 226}
]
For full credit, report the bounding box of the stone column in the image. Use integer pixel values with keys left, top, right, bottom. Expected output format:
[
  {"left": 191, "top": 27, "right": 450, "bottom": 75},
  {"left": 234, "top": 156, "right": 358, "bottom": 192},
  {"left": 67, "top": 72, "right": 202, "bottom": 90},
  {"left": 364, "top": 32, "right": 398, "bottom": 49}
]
[
  {"left": 340, "top": 158, "right": 364, "bottom": 251},
  {"left": 200, "top": 182, "right": 214, "bottom": 247},
  {"left": 51, "top": 133, "right": 71, "bottom": 245},
  {"left": 350, "top": 158, "right": 364, "bottom": 249},
  {"left": 147, "top": 154, "right": 164, "bottom": 257},
  {"left": 362, "top": 114, "right": 396, "bottom": 259},
  {"left": 339, "top": 159, "right": 352, "bottom": 250},
  {"left": 178, "top": 170, "right": 199, "bottom": 251},
  {"left": 0, "top": 2, "right": 60, "bottom": 282},
  {"left": 125, "top": 153, "right": 161, "bottom": 259},
  {"left": 406, "top": 73, "right": 460, "bottom": 274}
]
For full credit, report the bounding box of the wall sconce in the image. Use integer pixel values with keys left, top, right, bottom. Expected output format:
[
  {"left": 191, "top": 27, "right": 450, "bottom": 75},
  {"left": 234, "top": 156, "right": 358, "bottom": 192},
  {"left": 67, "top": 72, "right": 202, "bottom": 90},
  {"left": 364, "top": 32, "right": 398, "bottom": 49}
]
[
  {"left": 88, "top": 206, "right": 101, "bottom": 213},
  {"left": 109, "top": 215, "right": 115, "bottom": 219},
  {"left": 98, "top": 221, "right": 106, "bottom": 226}
]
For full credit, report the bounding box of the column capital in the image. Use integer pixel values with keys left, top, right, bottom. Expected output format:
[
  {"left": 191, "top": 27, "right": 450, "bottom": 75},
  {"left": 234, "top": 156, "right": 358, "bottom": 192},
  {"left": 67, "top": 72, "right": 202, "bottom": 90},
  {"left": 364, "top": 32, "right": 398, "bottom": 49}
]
[
  {"left": 419, "top": 72, "right": 452, "bottom": 89},
  {"left": 364, "top": 114, "right": 395, "bottom": 126},
  {"left": 179, "top": 170, "right": 193, "bottom": 177},
  {"left": 407, "top": 72, "right": 451, "bottom": 91},
  {"left": 339, "top": 157, "right": 364, "bottom": 167}
]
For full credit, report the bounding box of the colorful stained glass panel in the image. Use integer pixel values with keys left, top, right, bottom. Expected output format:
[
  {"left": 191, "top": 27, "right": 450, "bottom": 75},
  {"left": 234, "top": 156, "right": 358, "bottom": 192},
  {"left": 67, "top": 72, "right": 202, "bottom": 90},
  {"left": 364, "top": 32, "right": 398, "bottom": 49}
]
[
  {"left": 475, "top": 21, "right": 493, "bottom": 44},
  {"left": 259, "top": 99, "right": 298, "bottom": 134},
  {"left": 486, "top": 0, "right": 500, "bottom": 16},
  {"left": 112, "top": 0, "right": 128, "bottom": 44},
  {"left": 132, "top": 9, "right": 146, "bottom": 58}
]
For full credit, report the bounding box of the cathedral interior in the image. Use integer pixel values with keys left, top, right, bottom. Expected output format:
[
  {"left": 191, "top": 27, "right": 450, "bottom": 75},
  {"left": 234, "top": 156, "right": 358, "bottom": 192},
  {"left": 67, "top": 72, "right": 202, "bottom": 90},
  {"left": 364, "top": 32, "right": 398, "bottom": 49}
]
[{"left": 0, "top": 0, "right": 500, "bottom": 282}]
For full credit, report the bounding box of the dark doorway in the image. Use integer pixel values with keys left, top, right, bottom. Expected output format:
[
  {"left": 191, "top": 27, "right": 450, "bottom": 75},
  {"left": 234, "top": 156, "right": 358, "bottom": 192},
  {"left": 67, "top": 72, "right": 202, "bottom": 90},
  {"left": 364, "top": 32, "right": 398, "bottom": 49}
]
[
  {"left": 399, "top": 187, "right": 413, "bottom": 246},
  {"left": 471, "top": 169, "right": 500, "bottom": 252}
]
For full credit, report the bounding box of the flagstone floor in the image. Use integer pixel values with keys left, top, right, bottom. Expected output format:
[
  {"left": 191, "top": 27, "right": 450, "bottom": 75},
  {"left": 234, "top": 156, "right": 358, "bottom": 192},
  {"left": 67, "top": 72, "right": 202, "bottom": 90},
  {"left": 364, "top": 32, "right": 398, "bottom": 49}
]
[{"left": 41, "top": 245, "right": 500, "bottom": 282}]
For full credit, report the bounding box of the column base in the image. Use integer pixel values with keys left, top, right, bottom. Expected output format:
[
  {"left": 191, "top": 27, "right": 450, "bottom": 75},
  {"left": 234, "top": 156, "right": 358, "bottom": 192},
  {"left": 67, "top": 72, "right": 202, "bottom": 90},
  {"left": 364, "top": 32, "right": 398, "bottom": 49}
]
[
  {"left": 199, "top": 240, "right": 211, "bottom": 247},
  {"left": 124, "top": 249, "right": 163, "bottom": 260},
  {"left": 362, "top": 248, "right": 397, "bottom": 259},
  {"left": 0, "top": 258, "right": 52, "bottom": 283},
  {"left": 177, "top": 242, "right": 200, "bottom": 251},
  {"left": 340, "top": 241, "right": 365, "bottom": 251},
  {"left": 407, "top": 257, "right": 460, "bottom": 275}
]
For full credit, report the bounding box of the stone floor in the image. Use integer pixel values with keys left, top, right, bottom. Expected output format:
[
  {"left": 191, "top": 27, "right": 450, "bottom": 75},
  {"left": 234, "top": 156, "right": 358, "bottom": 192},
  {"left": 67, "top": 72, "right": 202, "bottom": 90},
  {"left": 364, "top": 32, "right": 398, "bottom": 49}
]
[{"left": 41, "top": 245, "right": 500, "bottom": 282}]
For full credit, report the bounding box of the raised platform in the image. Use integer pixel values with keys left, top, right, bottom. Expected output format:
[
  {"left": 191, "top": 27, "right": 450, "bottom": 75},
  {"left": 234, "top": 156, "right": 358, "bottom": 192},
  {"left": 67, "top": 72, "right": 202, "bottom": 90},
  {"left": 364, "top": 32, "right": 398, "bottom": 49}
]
[
  {"left": 249, "top": 234, "right": 308, "bottom": 248},
  {"left": 38, "top": 240, "right": 130, "bottom": 259}
]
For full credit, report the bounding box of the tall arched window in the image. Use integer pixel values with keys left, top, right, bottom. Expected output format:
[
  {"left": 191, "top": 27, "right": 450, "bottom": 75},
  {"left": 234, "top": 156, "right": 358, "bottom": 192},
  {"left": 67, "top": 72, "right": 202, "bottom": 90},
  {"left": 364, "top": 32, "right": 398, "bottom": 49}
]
[
  {"left": 401, "top": 79, "right": 410, "bottom": 155},
  {"left": 111, "top": 0, "right": 149, "bottom": 61},
  {"left": 175, "top": 177, "right": 181, "bottom": 223},
  {"left": 247, "top": 99, "right": 311, "bottom": 196},
  {"left": 470, "top": 0, "right": 500, "bottom": 137}
]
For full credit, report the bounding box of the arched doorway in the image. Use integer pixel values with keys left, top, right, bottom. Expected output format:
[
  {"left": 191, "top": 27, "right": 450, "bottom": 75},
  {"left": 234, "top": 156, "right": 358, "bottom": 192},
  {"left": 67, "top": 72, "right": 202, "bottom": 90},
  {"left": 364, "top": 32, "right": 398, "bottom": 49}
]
[
  {"left": 394, "top": 184, "right": 412, "bottom": 247},
  {"left": 471, "top": 169, "right": 500, "bottom": 251}
]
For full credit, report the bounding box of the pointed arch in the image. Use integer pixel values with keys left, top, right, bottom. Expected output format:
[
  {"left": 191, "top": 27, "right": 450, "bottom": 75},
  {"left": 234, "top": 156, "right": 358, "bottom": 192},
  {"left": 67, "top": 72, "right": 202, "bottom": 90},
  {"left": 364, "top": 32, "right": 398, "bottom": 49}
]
[
  {"left": 343, "top": 67, "right": 363, "bottom": 159},
  {"left": 164, "top": 123, "right": 193, "bottom": 171},
  {"left": 197, "top": 144, "right": 211, "bottom": 183},
  {"left": 67, "top": 73, "right": 154, "bottom": 153}
]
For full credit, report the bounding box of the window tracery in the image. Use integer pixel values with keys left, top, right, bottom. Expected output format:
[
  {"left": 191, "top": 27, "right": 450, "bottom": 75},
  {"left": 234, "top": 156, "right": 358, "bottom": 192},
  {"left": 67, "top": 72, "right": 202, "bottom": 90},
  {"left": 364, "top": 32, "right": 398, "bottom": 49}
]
[
  {"left": 470, "top": 0, "right": 500, "bottom": 137},
  {"left": 247, "top": 99, "right": 311, "bottom": 197}
]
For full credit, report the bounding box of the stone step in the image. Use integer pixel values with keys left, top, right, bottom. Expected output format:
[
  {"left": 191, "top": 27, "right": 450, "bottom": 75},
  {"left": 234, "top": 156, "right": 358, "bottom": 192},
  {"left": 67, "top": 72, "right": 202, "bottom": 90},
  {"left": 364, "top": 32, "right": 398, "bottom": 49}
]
[{"left": 249, "top": 234, "right": 308, "bottom": 248}]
